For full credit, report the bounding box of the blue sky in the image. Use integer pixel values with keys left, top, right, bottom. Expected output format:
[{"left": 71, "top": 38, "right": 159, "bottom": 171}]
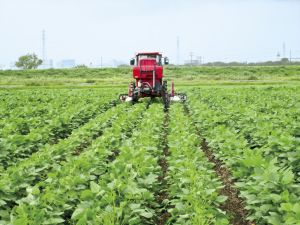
[{"left": 0, "top": 0, "right": 299, "bottom": 65}]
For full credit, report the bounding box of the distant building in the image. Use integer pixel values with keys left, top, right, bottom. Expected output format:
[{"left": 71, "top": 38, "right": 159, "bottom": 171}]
[
  {"left": 57, "top": 59, "right": 76, "bottom": 68},
  {"left": 41, "top": 59, "right": 53, "bottom": 69},
  {"left": 184, "top": 59, "right": 202, "bottom": 66}
]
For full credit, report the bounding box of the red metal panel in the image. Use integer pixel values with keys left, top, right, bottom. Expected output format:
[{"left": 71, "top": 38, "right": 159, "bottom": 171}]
[
  {"left": 133, "top": 66, "right": 140, "bottom": 79},
  {"left": 139, "top": 59, "right": 156, "bottom": 71},
  {"left": 155, "top": 66, "right": 163, "bottom": 79},
  {"left": 137, "top": 52, "right": 160, "bottom": 56},
  {"left": 132, "top": 52, "right": 164, "bottom": 89}
]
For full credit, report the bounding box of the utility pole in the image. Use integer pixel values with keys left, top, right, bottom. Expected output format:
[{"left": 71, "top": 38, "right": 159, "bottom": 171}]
[
  {"left": 283, "top": 42, "right": 286, "bottom": 58},
  {"left": 189, "top": 52, "right": 193, "bottom": 65},
  {"left": 290, "top": 49, "right": 292, "bottom": 63},
  {"left": 276, "top": 52, "right": 281, "bottom": 61},
  {"left": 196, "top": 56, "right": 201, "bottom": 65},
  {"left": 176, "top": 36, "right": 180, "bottom": 66},
  {"left": 42, "top": 30, "right": 46, "bottom": 66}
]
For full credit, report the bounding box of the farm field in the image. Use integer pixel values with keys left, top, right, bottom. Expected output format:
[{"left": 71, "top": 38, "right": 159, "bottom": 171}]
[
  {"left": 0, "top": 67, "right": 300, "bottom": 225},
  {"left": 1, "top": 65, "right": 300, "bottom": 87}
]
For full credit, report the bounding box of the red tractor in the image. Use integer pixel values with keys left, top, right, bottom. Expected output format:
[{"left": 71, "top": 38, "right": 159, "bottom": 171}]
[{"left": 119, "top": 52, "right": 186, "bottom": 109}]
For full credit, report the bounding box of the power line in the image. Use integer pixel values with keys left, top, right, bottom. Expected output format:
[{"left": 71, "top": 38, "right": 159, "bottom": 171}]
[
  {"left": 189, "top": 52, "right": 193, "bottom": 65},
  {"left": 176, "top": 36, "right": 180, "bottom": 65},
  {"left": 282, "top": 42, "right": 286, "bottom": 58},
  {"left": 42, "top": 30, "right": 46, "bottom": 62}
]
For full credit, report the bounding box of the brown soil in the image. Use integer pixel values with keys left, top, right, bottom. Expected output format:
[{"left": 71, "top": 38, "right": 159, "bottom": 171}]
[
  {"left": 72, "top": 142, "right": 89, "bottom": 155},
  {"left": 201, "top": 139, "right": 254, "bottom": 225},
  {"left": 155, "top": 113, "right": 172, "bottom": 225}
]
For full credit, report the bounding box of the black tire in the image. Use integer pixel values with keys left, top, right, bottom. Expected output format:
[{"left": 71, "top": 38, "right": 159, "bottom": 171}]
[
  {"left": 129, "top": 82, "right": 135, "bottom": 96},
  {"left": 132, "top": 94, "right": 138, "bottom": 104}
]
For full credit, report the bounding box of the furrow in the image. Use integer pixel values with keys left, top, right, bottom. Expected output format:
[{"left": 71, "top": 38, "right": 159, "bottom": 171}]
[{"left": 155, "top": 110, "right": 171, "bottom": 225}]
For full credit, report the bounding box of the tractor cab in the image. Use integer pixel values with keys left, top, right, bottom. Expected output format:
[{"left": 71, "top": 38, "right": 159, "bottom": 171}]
[{"left": 130, "top": 52, "right": 168, "bottom": 67}]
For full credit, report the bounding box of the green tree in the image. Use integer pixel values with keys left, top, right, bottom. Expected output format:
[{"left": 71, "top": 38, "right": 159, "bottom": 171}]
[
  {"left": 15, "top": 53, "right": 43, "bottom": 69},
  {"left": 280, "top": 58, "right": 289, "bottom": 64}
]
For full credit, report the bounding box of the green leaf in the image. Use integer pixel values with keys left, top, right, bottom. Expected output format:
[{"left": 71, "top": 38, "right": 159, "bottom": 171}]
[
  {"left": 32, "top": 186, "right": 40, "bottom": 195},
  {"left": 42, "top": 217, "right": 65, "bottom": 224},
  {"left": 292, "top": 203, "right": 300, "bottom": 214},
  {"left": 142, "top": 173, "right": 158, "bottom": 185},
  {"left": 281, "top": 190, "right": 290, "bottom": 202},
  {"left": 77, "top": 215, "right": 88, "bottom": 225},
  {"left": 281, "top": 169, "right": 294, "bottom": 185},
  {"left": 90, "top": 181, "right": 100, "bottom": 193},
  {"left": 260, "top": 204, "right": 273, "bottom": 213},
  {"left": 266, "top": 212, "right": 282, "bottom": 225},
  {"left": 269, "top": 194, "right": 281, "bottom": 203},
  {"left": 71, "top": 207, "right": 85, "bottom": 220},
  {"left": 280, "top": 203, "right": 293, "bottom": 212},
  {"left": 215, "top": 217, "right": 230, "bottom": 225},
  {"left": 140, "top": 211, "right": 153, "bottom": 218},
  {"left": 129, "top": 203, "right": 141, "bottom": 210},
  {"left": 128, "top": 216, "right": 141, "bottom": 224},
  {"left": 205, "top": 189, "right": 215, "bottom": 195},
  {"left": 80, "top": 189, "right": 93, "bottom": 200},
  {"left": 0, "top": 199, "right": 6, "bottom": 206},
  {"left": 216, "top": 195, "right": 228, "bottom": 204}
]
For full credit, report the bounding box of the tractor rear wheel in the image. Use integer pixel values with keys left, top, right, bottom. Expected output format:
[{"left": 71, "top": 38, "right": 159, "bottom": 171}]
[{"left": 130, "top": 82, "right": 138, "bottom": 104}]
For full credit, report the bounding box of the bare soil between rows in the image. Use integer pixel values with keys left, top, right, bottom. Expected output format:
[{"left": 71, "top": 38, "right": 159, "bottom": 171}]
[
  {"left": 201, "top": 139, "right": 254, "bottom": 225},
  {"left": 155, "top": 112, "right": 172, "bottom": 225}
]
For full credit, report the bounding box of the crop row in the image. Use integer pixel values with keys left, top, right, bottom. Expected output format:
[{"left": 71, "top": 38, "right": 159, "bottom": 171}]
[
  {"left": 0, "top": 89, "right": 117, "bottom": 136},
  {"left": 166, "top": 104, "right": 229, "bottom": 224},
  {"left": 187, "top": 87, "right": 300, "bottom": 224},
  {"left": 8, "top": 102, "right": 158, "bottom": 224},
  {"left": 193, "top": 86, "right": 300, "bottom": 180},
  {"left": 0, "top": 97, "right": 116, "bottom": 171},
  {"left": 0, "top": 102, "right": 134, "bottom": 222}
]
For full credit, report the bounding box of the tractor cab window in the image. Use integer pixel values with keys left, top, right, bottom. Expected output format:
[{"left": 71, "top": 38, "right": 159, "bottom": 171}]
[
  {"left": 137, "top": 55, "right": 162, "bottom": 66},
  {"left": 156, "top": 55, "right": 162, "bottom": 65}
]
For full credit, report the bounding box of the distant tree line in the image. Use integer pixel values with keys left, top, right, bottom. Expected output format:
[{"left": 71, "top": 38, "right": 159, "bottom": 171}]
[{"left": 201, "top": 58, "right": 300, "bottom": 66}]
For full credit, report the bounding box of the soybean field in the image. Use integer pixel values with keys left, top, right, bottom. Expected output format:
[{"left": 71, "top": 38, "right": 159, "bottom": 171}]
[{"left": 0, "top": 85, "right": 299, "bottom": 225}]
